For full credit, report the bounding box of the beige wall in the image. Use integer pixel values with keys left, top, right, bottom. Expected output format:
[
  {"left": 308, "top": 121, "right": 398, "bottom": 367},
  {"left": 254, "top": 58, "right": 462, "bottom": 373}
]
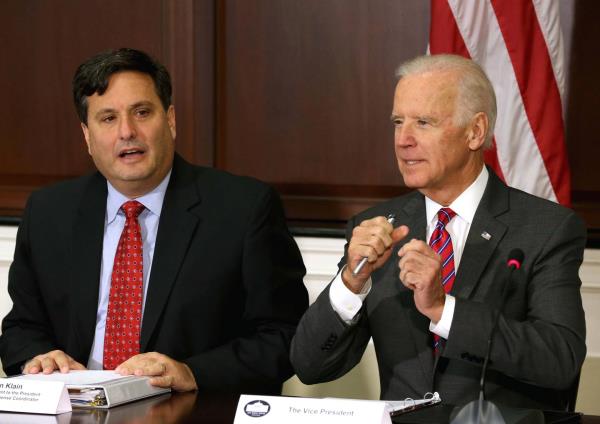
[{"left": 1, "top": 227, "right": 598, "bottom": 414}]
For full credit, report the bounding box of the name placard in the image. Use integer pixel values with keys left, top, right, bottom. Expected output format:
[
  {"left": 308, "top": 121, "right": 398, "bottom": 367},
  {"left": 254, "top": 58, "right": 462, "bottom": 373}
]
[
  {"left": 0, "top": 379, "right": 71, "bottom": 415},
  {"left": 234, "top": 395, "right": 391, "bottom": 424}
]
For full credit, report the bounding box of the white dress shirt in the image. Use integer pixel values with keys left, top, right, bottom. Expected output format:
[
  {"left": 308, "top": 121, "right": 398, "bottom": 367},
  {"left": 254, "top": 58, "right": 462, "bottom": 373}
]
[
  {"left": 330, "top": 166, "right": 489, "bottom": 340},
  {"left": 87, "top": 171, "right": 171, "bottom": 369}
]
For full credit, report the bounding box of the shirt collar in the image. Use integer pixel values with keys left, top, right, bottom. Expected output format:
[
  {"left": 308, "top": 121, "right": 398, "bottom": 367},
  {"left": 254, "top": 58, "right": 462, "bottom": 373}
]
[
  {"left": 106, "top": 170, "right": 172, "bottom": 224},
  {"left": 425, "top": 166, "right": 489, "bottom": 225}
]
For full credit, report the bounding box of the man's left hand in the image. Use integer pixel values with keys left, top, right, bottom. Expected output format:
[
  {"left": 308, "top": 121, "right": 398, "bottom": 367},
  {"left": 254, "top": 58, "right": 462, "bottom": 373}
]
[
  {"left": 398, "top": 239, "right": 446, "bottom": 322},
  {"left": 115, "top": 352, "right": 198, "bottom": 392}
]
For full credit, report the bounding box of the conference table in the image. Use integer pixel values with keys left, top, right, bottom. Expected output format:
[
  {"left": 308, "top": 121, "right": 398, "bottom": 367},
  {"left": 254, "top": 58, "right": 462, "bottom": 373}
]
[{"left": 0, "top": 391, "right": 598, "bottom": 423}]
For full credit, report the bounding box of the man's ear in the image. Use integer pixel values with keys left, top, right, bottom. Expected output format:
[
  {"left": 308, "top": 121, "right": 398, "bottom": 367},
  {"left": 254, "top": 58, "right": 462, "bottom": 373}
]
[
  {"left": 467, "top": 112, "right": 489, "bottom": 151},
  {"left": 81, "top": 122, "right": 92, "bottom": 155},
  {"left": 167, "top": 105, "right": 176, "bottom": 140}
]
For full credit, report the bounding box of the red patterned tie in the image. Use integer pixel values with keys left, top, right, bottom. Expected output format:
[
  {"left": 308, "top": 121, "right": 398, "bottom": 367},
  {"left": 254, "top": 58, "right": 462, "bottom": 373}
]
[
  {"left": 429, "top": 207, "right": 456, "bottom": 353},
  {"left": 103, "top": 200, "right": 145, "bottom": 370}
]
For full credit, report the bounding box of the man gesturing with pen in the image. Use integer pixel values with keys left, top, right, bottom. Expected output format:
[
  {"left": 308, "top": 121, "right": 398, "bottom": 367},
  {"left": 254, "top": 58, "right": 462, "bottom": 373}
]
[
  {"left": 0, "top": 48, "right": 308, "bottom": 394},
  {"left": 290, "top": 54, "right": 586, "bottom": 410}
]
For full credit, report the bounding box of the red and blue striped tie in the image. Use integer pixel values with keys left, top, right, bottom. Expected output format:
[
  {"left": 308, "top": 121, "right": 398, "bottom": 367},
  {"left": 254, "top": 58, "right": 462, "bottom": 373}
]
[{"left": 429, "top": 207, "right": 456, "bottom": 353}]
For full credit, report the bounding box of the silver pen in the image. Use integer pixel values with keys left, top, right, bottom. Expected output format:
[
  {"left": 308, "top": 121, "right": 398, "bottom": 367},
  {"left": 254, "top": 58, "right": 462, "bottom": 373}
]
[{"left": 352, "top": 214, "right": 396, "bottom": 276}]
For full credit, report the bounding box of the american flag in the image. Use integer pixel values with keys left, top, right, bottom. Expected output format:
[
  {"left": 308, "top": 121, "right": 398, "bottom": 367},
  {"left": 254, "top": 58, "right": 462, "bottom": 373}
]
[{"left": 430, "top": 0, "right": 571, "bottom": 206}]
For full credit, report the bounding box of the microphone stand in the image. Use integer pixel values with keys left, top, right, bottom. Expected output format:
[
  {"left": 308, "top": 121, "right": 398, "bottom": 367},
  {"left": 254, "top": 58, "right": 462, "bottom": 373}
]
[{"left": 450, "top": 251, "right": 542, "bottom": 424}]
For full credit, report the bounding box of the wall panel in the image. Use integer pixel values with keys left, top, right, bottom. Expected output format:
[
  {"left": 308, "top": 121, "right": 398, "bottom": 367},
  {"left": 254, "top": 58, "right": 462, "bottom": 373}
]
[
  {"left": 217, "top": 0, "right": 428, "bottom": 223},
  {"left": 0, "top": 0, "right": 599, "bottom": 236},
  {"left": 566, "top": 0, "right": 600, "bottom": 232}
]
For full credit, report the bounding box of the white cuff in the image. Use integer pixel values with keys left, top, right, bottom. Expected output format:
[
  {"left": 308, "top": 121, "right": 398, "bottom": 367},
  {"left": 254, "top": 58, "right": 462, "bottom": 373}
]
[
  {"left": 329, "top": 266, "right": 372, "bottom": 324},
  {"left": 429, "top": 294, "right": 455, "bottom": 340}
]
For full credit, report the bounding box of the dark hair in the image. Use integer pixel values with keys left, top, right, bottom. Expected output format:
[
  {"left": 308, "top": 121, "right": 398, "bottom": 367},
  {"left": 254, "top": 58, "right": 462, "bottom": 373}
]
[{"left": 72, "top": 48, "right": 172, "bottom": 125}]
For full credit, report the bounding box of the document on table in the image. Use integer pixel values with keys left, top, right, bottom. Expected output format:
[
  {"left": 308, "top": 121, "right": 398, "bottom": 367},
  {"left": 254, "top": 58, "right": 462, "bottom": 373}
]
[
  {"left": 18, "top": 370, "right": 129, "bottom": 385},
  {"left": 14, "top": 370, "right": 170, "bottom": 408}
]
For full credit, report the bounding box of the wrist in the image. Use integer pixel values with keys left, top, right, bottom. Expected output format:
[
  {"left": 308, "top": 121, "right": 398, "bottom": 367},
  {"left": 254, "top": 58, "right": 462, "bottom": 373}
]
[
  {"left": 342, "top": 266, "right": 367, "bottom": 294},
  {"left": 427, "top": 296, "right": 446, "bottom": 323}
]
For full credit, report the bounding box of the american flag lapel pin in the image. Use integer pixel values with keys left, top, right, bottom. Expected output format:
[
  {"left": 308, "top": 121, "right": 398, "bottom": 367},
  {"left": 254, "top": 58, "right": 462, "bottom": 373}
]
[{"left": 481, "top": 231, "right": 492, "bottom": 240}]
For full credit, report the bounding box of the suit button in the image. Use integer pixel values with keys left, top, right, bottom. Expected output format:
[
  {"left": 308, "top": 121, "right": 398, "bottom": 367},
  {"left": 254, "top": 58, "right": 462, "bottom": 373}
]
[
  {"left": 461, "top": 352, "right": 478, "bottom": 362},
  {"left": 321, "top": 333, "right": 338, "bottom": 350}
]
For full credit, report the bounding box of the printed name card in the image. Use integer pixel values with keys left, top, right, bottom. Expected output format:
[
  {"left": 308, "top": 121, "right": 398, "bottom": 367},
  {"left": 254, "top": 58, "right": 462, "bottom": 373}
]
[
  {"left": 0, "top": 379, "right": 72, "bottom": 415},
  {"left": 234, "top": 395, "right": 392, "bottom": 424}
]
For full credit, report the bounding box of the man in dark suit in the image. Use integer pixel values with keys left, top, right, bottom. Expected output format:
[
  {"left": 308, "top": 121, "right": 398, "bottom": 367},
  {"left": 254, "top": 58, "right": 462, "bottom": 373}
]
[
  {"left": 290, "top": 54, "right": 586, "bottom": 410},
  {"left": 0, "top": 48, "right": 308, "bottom": 394}
]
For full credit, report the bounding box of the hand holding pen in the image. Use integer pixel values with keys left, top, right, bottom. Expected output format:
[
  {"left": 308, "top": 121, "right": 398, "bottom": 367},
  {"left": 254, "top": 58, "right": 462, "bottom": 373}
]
[
  {"left": 342, "top": 214, "right": 410, "bottom": 294},
  {"left": 353, "top": 214, "right": 396, "bottom": 275}
]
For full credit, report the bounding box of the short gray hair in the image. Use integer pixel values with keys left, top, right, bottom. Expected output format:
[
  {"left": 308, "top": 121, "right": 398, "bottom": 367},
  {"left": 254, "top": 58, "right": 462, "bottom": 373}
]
[{"left": 396, "top": 54, "right": 497, "bottom": 148}]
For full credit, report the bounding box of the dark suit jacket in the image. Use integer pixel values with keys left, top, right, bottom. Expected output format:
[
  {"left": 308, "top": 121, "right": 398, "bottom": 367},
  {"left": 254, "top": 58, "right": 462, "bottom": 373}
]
[
  {"left": 291, "top": 169, "right": 586, "bottom": 410},
  {"left": 0, "top": 154, "right": 308, "bottom": 394}
]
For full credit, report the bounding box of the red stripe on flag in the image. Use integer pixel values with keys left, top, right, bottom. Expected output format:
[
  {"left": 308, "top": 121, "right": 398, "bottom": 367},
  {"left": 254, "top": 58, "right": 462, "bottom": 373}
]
[
  {"left": 430, "top": 0, "right": 470, "bottom": 57},
  {"left": 490, "top": 0, "right": 571, "bottom": 205},
  {"left": 429, "top": 0, "right": 506, "bottom": 182}
]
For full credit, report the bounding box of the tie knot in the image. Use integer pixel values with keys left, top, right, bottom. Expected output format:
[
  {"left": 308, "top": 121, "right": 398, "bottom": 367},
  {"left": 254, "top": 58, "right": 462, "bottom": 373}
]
[
  {"left": 436, "top": 207, "right": 456, "bottom": 227},
  {"left": 122, "top": 200, "right": 145, "bottom": 219}
]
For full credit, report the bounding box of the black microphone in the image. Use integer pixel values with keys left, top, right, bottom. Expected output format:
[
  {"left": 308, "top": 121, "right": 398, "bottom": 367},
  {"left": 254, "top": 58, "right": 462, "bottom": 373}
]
[{"left": 450, "top": 249, "right": 543, "bottom": 424}]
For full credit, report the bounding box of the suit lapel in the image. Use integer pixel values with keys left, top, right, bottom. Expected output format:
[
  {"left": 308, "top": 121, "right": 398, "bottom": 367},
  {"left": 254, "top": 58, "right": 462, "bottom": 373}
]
[
  {"left": 394, "top": 193, "right": 437, "bottom": 389},
  {"left": 141, "top": 156, "right": 202, "bottom": 351},
  {"left": 70, "top": 173, "right": 107, "bottom": 361},
  {"left": 433, "top": 170, "right": 509, "bottom": 376},
  {"left": 452, "top": 170, "right": 509, "bottom": 299}
]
